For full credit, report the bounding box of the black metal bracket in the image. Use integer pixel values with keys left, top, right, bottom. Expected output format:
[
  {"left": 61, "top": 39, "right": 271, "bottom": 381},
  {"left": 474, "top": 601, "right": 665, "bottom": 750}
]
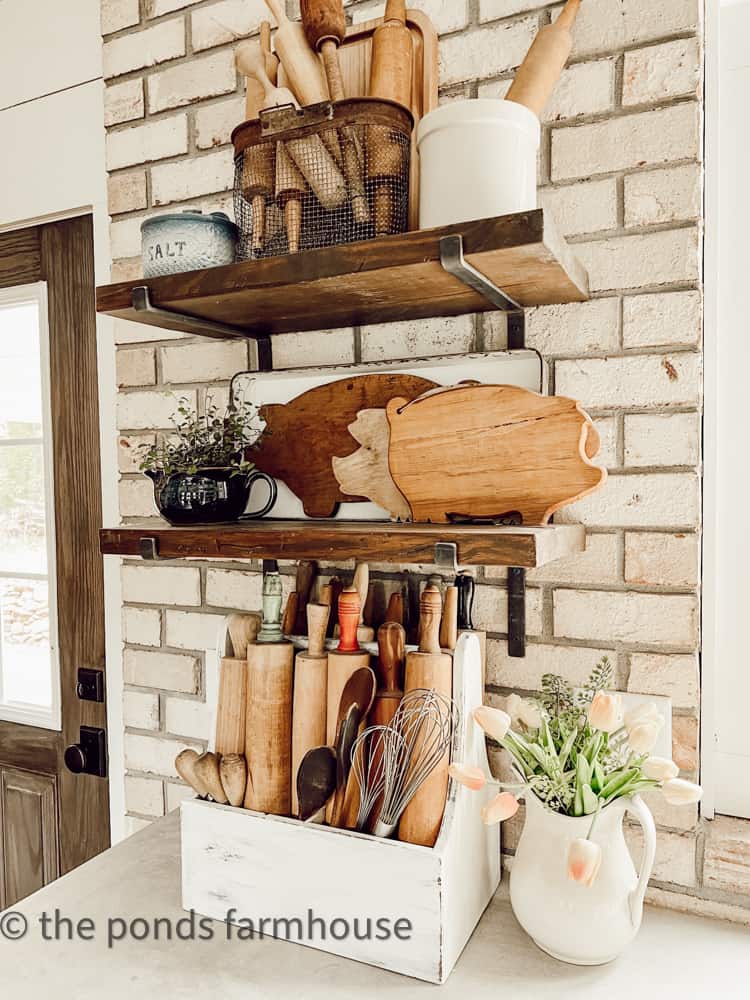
[
  {"left": 131, "top": 286, "right": 273, "bottom": 371},
  {"left": 139, "top": 536, "right": 160, "bottom": 561},
  {"left": 507, "top": 567, "right": 526, "bottom": 658}
]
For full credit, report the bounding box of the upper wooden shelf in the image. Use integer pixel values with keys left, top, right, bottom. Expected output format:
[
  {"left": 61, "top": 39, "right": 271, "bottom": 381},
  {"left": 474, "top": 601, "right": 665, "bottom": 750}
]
[
  {"left": 96, "top": 210, "right": 588, "bottom": 340},
  {"left": 99, "top": 521, "right": 585, "bottom": 569}
]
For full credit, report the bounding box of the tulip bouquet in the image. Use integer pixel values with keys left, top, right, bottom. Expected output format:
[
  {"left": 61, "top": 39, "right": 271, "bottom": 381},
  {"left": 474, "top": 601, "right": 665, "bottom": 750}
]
[{"left": 450, "top": 657, "right": 702, "bottom": 887}]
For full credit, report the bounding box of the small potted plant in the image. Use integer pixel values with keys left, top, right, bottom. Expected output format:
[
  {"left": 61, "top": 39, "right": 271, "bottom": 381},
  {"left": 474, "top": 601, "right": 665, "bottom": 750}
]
[
  {"left": 451, "top": 658, "right": 702, "bottom": 966},
  {"left": 135, "top": 396, "right": 276, "bottom": 526}
]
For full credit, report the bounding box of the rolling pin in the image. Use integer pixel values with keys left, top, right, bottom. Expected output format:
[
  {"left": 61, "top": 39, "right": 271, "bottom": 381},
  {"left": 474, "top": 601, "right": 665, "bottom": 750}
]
[
  {"left": 399, "top": 585, "right": 453, "bottom": 847},
  {"left": 506, "top": 0, "right": 582, "bottom": 118},
  {"left": 175, "top": 748, "right": 208, "bottom": 798},
  {"left": 194, "top": 752, "right": 228, "bottom": 804},
  {"left": 293, "top": 561, "right": 318, "bottom": 635},
  {"left": 282, "top": 585, "right": 300, "bottom": 634},
  {"left": 321, "top": 576, "right": 343, "bottom": 638},
  {"left": 237, "top": 44, "right": 347, "bottom": 211},
  {"left": 220, "top": 754, "right": 247, "bottom": 808},
  {"left": 384, "top": 589, "right": 404, "bottom": 626},
  {"left": 353, "top": 562, "right": 375, "bottom": 642},
  {"left": 241, "top": 21, "right": 278, "bottom": 121},
  {"left": 244, "top": 639, "right": 294, "bottom": 814},
  {"left": 291, "top": 603, "right": 330, "bottom": 816},
  {"left": 257, "top": 562, "right": 284, "bottom": 643},
  {"left": 370, "top": 622, "right": 405, "bottom": 728},
  {"left": 440, "top": 585, "right": 459, "bottom": 652},
  {"left": 215, "top": 656, "right": 248, "bottom": 756},
  {"left": 300, "top": 0, "right": 370, "bottom": 223},
  {"left": 227, "top": 612, "right": 261, "bottom": 659}
]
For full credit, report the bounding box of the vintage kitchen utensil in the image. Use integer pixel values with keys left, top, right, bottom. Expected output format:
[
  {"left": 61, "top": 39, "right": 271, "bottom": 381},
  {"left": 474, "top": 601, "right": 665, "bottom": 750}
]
[
  {"left": 291, "top": 602, "right": 330, "bottom": 816},
  {"left": 371, "top": 688, "right": 458, "bottom": 839},
  {"left": 399, "top": 585, "right": 454, "bottom": 846},
  {"left": 282, "top": 590, "right": 299, "bottom": 635},
  {"left": 330, "top": 666, "right": 377, "bottom": 827},
  {"left": 175, "top": 749, "right": 209, "bottom": 798},
  {"left": 455, "top": 571, "right": 487, "bottom": 688},
  {"left": 194, "top": 752, "right": 229, "bottom": 805},
  {"left": 215, "top": 657, "right": 248, "bottom": 756},
  {"left": 252, "top": 373, "right": 436, "bottom": 518},
  {"left": 300, "top": 0, "right": 370, "bottom": 224},
  {"left": 220, "top": 753, "right": 248, "bottom": 807},
  {"left": 274, "top": 141, "right": 307, "bottom": 254},
  {"left": 350, "top": 726, "right": 390, "bottom": 831},
  {"left": 227, "top": 613, "right": 261, "bottom": 659},
  {"left": 370, "top": 622, "right": 405, "bottom": 729},
  {"left": 245, "top": 638, "right": 294, "bottom": 814},
  {"left": 440, "top": 586, "right": 458, "bottom": 652},
  {"left": 332, "top": 409, "right": 411, "bottom": 521},
  {"left": 257, "top": 563, "right": 284, "bottom": 643},
  {"left": 506, "top": 0, "right": 582, "bottom": 118},
  {"left": 319, "top": 577, "right": 343, "bottom": 637},
  {"left": 293, "top": 561, "right": 318, "bottom": 635},
  {"left": 353, "top": 562, "right": 375, "bottom": 643},
  {"left": 297, "top": 745, "right": 336, "bottom": 821},
  {"left": 241, "top": 21, "right": 279, "bottom": 120},
  {"left": 384, "top": 590, "right": 404, "bottom": 626},
  {"left": 141, "top": 210, "right": 237, "bottom": 278},
  {"left": 386, "top": 384, "right": 606, "bottom": 525}
]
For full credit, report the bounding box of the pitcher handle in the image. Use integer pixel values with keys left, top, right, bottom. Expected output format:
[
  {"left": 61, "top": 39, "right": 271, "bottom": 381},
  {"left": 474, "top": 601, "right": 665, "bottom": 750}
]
[{"left": 624, "top": 794, "right": 656, "bottom": 928}]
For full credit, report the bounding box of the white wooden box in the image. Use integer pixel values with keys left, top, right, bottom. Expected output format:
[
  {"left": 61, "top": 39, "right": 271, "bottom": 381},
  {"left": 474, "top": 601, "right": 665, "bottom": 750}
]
[{"left": 181, "top": 634, "right": 501, "bottom": 984}]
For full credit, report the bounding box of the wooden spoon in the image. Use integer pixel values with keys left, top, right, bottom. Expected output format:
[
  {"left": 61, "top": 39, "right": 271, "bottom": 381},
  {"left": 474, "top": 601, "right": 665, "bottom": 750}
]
[{"left": 330, "top": 666, "right": 377, "bottom": 827}]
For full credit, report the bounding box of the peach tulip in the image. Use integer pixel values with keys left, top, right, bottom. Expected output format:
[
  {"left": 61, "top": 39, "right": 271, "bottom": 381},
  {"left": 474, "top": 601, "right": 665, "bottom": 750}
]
[
  {"left": 587, "top": 691, "right": 624, "bottom": 734},
  {"left": 662, "top": 778, "right": 703, "bottom": 806},
  {"left": 448, "top": 763, "right": 487, "bottom": 791},
  {"left": 642, "top": 756, "right": 679, "bottom": 782},
  {"left": 567, "top": 838, "right": 602, "bottom": 887},
  {"left": 481, "top": 792, "right": 519, "bottom": 825},
  {"left": 472, "top": 705, "right": 511, "bottom": 742}
]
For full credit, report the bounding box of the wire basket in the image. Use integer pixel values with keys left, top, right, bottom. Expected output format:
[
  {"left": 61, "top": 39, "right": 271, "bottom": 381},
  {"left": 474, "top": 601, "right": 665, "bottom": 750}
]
[{"left": 232, "top": 99, "right": 413, "bottom": 261}]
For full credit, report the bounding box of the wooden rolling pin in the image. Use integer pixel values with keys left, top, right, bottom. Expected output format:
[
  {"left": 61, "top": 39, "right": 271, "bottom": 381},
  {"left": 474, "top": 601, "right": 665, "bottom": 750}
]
[
  {"left": 227, "top": 612, "right": 261, "bottom": 659},
  {"left": 257, "top": 562, "right": 284, "bottom": 643},
  {"left": 321, "top": 576, "right": 343, "bottom": 638},
  {"left": 370, "top": 622, "right": 405, "bottom": 728},
  {"left": 353, "top": 562, "right": 375, "bottom": 642},
  {"left": 237, "top": 44, "right": 347, "bottom": 211},
  {"left": 245, "top": 640, "right": 294, "bottom": 814},
  {"left": 440, "top": 585, "right": 459, "bottom": 652},
  {"left": 506, "top": 0, "right": 582, "bottom": 118},
  {"left": 293, "top": 561, "right": 318, "bottom": 635},
  {"left": 241, "top": 21, "right": 278, "bottom": 121},
  {"left": 220, "top": 754, "right": 247, "bottom": 807},
  {"left": 175, "top": 748, "right": 208, "bottom": 798},
  {"left": 194, "top": 752, "right": 228, "bottom": 804},
  {"left": 215, "top": 656, "right": 248, "bottom": 756},
  {"left": 282, "top": 585, "right": 300, "bottom": 633},
  {"left": 399, "top": 585, "right": 453, "bottom": 847},
  {"left": 291, "top": 603, "right": 331, "bottom": 816},
  {"left": 384, "top": 590, "right": 404, "bottom": 626},
  {"left": 300, "top": 0, "right": 370, "bottom": 224}
]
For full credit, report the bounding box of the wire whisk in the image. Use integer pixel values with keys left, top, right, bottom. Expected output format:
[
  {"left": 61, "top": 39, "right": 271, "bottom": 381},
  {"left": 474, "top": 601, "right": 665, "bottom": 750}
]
[{"left": 350, "top": 726, "right": 397, "bottom": 832}]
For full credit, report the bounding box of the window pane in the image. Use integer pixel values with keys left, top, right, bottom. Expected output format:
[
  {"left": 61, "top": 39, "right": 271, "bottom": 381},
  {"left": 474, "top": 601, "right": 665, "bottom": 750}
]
[
  {"left": 0, "top": 444, "right": 47, "bottom": 574},
  {"left": 0, "top": 578, "right": 52, "bottom": 709},
  {"left": 0, "top": 301, "right": 43, "bottom": 439}
]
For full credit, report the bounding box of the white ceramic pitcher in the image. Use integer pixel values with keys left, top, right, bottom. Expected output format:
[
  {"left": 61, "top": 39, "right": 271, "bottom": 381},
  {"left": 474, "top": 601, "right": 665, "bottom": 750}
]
[{"left": 509, "top": 790, "right": 656, "bottom": 965}]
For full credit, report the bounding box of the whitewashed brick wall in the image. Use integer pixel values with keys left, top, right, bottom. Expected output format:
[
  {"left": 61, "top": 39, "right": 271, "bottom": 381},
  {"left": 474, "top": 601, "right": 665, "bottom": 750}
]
[{"left": 101, "top": 0, "right": 739, "bottom": 916}]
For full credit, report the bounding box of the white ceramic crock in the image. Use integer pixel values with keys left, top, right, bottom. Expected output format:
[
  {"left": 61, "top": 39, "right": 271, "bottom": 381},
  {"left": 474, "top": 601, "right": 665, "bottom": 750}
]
[
  {"left": 509, "top": 791, "right": 656, "bottom": 966},
  {"left": 416, "top": 98, "right": 540, "bottom": 229}
]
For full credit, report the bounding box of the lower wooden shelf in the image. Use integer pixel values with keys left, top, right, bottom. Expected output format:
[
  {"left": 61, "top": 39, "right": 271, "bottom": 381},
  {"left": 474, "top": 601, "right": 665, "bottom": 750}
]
[{"left": 99, "top": 520, "right": 585, "bottom": 569}]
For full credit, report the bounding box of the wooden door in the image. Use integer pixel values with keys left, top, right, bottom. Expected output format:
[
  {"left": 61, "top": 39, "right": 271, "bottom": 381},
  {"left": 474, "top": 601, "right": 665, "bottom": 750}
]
[{"left": 0, "top": 216, "right": 109, "bottom": 907}]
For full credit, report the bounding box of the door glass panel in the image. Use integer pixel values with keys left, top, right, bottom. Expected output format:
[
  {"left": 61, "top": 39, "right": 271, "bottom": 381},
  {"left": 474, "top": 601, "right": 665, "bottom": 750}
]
[
  {"left": 0, "top": 578, "right": 51, "bottom": 707},
  {"left": 0, "top": 302, "right": 43, "bottom": 439},
  {"left": 0, "top": 444, "right": 47, "bottom": 574}
]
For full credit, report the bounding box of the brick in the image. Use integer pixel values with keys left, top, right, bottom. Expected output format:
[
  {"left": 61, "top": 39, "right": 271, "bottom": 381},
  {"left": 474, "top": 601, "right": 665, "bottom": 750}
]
[
  {"left": 625, "top": 532, "right": 699, "bottom": 588},
  {"left": 118, "top": 433, "right": 156, "bottom": 474},
  {"left": 488, "top": 298, "right": 620, "bottom": 358},
  {"left": 205, "top": 568, "right": 263, "bottom": 611},
  {"left": 151, "top": 148, "right": 234, "bottom": 205},
  {"left": 192, "top": 0, "right": 268, "bottom": 50},
  {"left": 194, "top": 96, "right": 246, "bottom": 150},
  {"left": 160, "top": 339, "right": 247, "bottom": 383},
  {"left": 123, "top": 689, "right": 160, "bottom": 731},
  {"left": 103, "top": 19, "right": 185, "bottom": 78},
  {"left": 623, "top": 38, "right": 701, "bottom": 107},
  {"left": 104, "top": 79, "right": 144, "bottom": 126},
  {"left": 271, "top": 329, "right": 356, "bottom": 369},
  {"left": 551, "top": 104, "right": 700, "bottom": 181},
  {"left": 624, "top": 412, "right": 700, "bottom": 468},
  {"left": 672, "top": 715, "right": 699, "bottom": 771},
  {"left": 146, "top": 0, "right": 194, "bottom": 14},
  {"left": 354, "top": 0, "right": 469, "bottom": 34},
  {"left": 125, "top": 733, "right": 200, "bottom": 778},
  {"left": 553, "top": 590, "right": 698, "bottom": 645},
  {"left": 166, "top": 782, "right": 196, "bottom": 811},
  {"left": 108, "top": 171, "right": 147, "bottom": 215},
  {"left": 121, "top": 563, "right": 201, "bottom": 606},
  {"left": 561, "top": 0, "right": 701, "bottom": 60},
  {"left": 539, "top": 178, "right": 618, "bottom": 237},
  {"left": 439, "top": 18, "right": 537, "bottom": 86},
  {"left": 623, "top": 291, "right": 702, "bottom": 349},
  {"left": 165, "top": 610, "right": 225, "bottom": 650},
  {"left": 111, "top": 259, "right": 143, "bottom": 283},
  {"left": 577, "top": 229, "right": 700, "bottom": 293},
  {"left": 147, "top": 50, "right": 237, "bottom": 114},
  {"left": 476, "top": 78, "right": 513, "bottom": 101},
  {"left": 118, "top": 389, "right": 197, "bottom": 430},
  {"left": 119, "top": 478, "right": 156, "bottom": 518},
  {"left": 473, "top": 585, "right": 543, "bottom": 636},
  {"left": 479, "top": 0, "right": 546, "bottom": 20},
  {"left": 360, "top": 315, "right": 474, "bottom": 363},
  {"left": 556, "top": 354, "right": 701, "bottom": 410},
  {"left": 704, "top": 818, "right": 750, "bottom": 895},
  {"left": 125, "top": 776, "right": 165, "bottom": 817},
  {"left": 590, "top": 416, "right": 618, "bottom": 469},
  {"left": 106, "top": 115, "right": 188, "bottom": 170},
  {"left": 110, "top": 215, "right": 144, "bottom": 260},
  {"left": 486, "top": 641, "right": 613, "bottom": 692},
  {"left": 628, "top": 652, "right": 699, "bottom": 709},
  {"left": 558, "top": 472, "right": 700, "bottom": 529},
  {"left": 165, "top": 696, "right": 211, "bottom": 739},
  {"left": 627, "top": 827, "right": 696, "bottom": 888},
  {"left": 102, "top": 0, "right": 140, "bottom": 34},
  {"left": 117, "top": 347, "right": 156, "bottom": 387},
  {"left": 624, "top": 165, "right": 701, "bottom": 229},
  {"left": 124, "top": 648, "right": 200, "bottom": 693},
  {"left": 527, "top": 532, "right": 620, "bottom": 586},
  {"left": 123, "top": 607, "right": 162, "bottom": 647},
  {"left": 544, "top": 59, "right": 615, "bottom": 123}
]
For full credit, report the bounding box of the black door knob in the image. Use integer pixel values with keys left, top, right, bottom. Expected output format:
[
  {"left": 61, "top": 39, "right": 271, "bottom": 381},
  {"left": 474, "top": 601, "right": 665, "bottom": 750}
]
[
  {"left": 64, "top": 743, "right": 87, "bottom": 774},
  {"left": 63, "top": 727, "right": 107, "bottom": 777}
]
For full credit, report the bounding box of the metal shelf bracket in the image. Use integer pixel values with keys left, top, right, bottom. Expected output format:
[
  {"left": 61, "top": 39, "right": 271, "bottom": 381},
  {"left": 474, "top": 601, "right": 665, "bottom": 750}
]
[
  {"left": 433, "top": 542, "right": 464, "bottom": 575},
  {"left": 131, "top": 286, "right": 273, "bottom": 371},
  {"left": 507, "top": 567, "right": 526, "bottom": 658},
  {"left": 139, "top": 536, "right": 161, "bottom": 561},
  {"left": 439, "top": 235, "right": 521, "bottom": 312}
]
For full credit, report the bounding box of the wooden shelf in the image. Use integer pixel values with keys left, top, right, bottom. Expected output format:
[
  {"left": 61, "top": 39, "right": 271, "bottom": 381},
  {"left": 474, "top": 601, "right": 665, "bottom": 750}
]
[
  {"left": 99, "top": 521, "right": 585, "bottom": 569},
  {"left": 96, "top": 210, "right": 588, "bottom": 340}
]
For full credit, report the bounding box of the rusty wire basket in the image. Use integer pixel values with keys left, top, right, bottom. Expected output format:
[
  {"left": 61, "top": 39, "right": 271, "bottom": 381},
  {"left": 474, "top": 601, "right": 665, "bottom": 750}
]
[{"left": 232, "top": 98, "right": 413, "bottom": 261}]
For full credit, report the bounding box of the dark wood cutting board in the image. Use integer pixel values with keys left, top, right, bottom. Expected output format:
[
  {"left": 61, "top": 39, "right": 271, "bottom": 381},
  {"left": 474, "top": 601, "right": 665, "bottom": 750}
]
[{"left": 252, "top": 374, "right": 436, "bottom": 518}]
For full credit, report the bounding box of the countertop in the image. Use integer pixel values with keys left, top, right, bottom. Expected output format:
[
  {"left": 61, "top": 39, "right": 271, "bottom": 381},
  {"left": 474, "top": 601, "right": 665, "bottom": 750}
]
[{"left": 2, "top": 813, "right": 749, "bottom": 998}]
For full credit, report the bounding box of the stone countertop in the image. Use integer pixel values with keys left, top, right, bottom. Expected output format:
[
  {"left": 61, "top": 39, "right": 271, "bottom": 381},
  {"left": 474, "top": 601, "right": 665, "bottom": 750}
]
[{"left": 2, "top": 813, "right": 749, "bottom": 998}]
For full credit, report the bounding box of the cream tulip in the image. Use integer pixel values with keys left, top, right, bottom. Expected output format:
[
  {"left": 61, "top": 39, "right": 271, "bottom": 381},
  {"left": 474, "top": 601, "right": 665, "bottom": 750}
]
[
  {"left": 587, "top": 691, "right": 624, "bottom": 734},
  {"left": 481, "top": 792, "right": 519, "bottom": 825},
  {"left": 625, "top": 702, "right": 662, "bottom": 730},
  {"left": 662, "top": 778, "right": 703, "bottom": 805},
  {"left": 472, "top": 705, "right": 511, "bottom": 742},
  {"left": 448, "top": 763, "right": 487, "bottom": 791},
  {"left": 642, "top": 756, "right": 679, "bottom": 782},
  {"left": 627, "top": 721, "right": 661, "bottom": 755},
  {"left": 567, "top": 838, "right": 602, "bottom": 887}
]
